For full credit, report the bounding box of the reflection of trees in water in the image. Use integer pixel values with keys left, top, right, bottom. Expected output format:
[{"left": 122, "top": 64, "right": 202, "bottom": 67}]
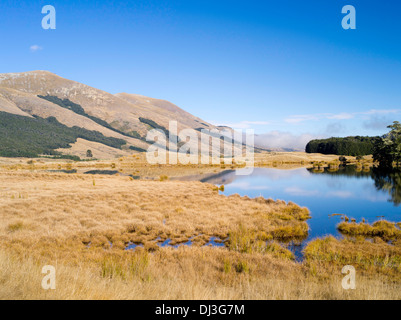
[
  {"left": 307, "top": 165, "right": 372, "bottom": 178},
  {"left": 371, "top": 168, "right": 401, "bottom": 206},
  {"left": 199, "top": 170, "right": 236, "bottom": 185},
  {"left": 309, "top": 165, "right": 401, "bottom": 206}
]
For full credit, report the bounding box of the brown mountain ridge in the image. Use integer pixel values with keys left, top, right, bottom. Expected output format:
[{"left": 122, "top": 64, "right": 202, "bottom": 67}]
[{"left": 0, "top": 71, "right": 230, "bottom": 159}]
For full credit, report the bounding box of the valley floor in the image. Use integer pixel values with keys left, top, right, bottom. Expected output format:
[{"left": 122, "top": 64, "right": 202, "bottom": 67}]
[
  {"left": 0, "top": 151, "right": 368, "bottom": 179},
  {"left": 0, "top": 155, "right": 398, "bottom": 300}
]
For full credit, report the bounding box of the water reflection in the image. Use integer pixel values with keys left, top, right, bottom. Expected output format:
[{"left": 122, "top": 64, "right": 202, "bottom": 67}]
[
  {"left": 210, "top": 166, "right": 401, "bottom": 241},
  {"left": 309, "top": 166, "right": 401, "bottom": 207},
  {"left": 371, "top": 167, "right": 401, "bottom": 206}
]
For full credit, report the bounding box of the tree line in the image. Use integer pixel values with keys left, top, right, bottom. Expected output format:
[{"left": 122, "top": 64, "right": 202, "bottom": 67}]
[
  {"left": 306, "top": 121, "right": 401, "bottom": 169},
  {"left": 305, "top": 136, "right": 378, "bottom": 156},
  {"left": 373, "top": 121, "right": 401, "bottom": 168}
]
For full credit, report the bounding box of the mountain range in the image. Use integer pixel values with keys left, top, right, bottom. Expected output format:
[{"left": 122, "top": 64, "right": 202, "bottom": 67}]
[{"left": 0, "top": 71, "right": 246, "bottom": 159}]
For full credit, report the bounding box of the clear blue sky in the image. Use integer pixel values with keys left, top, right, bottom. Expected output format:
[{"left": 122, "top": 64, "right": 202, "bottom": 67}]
[{"left": 1, "top": 0, "right": 400, "bottom": 144}]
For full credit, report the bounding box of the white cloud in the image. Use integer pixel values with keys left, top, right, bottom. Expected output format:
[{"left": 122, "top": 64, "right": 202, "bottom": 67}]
[
  {"left": 285, "top": 109, "right": 400, "bottom": 124},
  {"left": 210, "top": 108, "right": 400, "bottom": 151},
  {"left": 285, "top": 187, "right": 319, "bottom": 197},
  {"left": 210, "top": 120, "right": 271, "bottom": 129},
  {"left": 361, "top": 109, "right": 400, "bottom": 115},
  {"left": 254, "top": 131, "right": 321, "bottom": 151},
  {"left": 326, "top": 191, "right": 353, "bottom": 199},
  {"left": 229, "top": 181, "right": 271, "bottom": 190},
  {"left": 327, "top": 113, "right": 354, "bottom": 120},
  {"left": 285, "top": 114, "right": 322, "bottom": 124},
  {"left": 30, "top": 45, "right": 43, "bottom": 52},
  {"left": 244, "top": 121, "right": 271, "bottom": 125}
]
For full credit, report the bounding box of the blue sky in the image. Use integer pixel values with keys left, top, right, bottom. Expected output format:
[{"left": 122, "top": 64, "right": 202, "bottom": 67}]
[{"left": 1, "top": 0, "right": 400, "bottom": 147}]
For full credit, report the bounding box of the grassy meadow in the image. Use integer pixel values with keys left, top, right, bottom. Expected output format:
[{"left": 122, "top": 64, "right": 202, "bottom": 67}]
[{"left": 0, "top": 154, "right": 400, "bottom": 300}]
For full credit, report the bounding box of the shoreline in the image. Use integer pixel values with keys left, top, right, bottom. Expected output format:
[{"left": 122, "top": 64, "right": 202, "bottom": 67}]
[{"left": 0, "top": 152, "right": 374, "bottom": 179}]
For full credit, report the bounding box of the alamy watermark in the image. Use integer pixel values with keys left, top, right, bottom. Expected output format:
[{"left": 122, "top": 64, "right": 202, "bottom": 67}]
[
  {"left": 342, "top": 265, "right": 356, "bottom": 290},
  {"left": 39, "top": 4, "right": 355, "bottom": 31},
  {"left": 41, "top": 265, "right": 56, "bottom": 290},
  {"left": 42, "top": 5, "right": 56, "bottom": 30},
  {"left": 342, "top": 5, "right": 356, "bottom": 30},
  {"left": 145, "top": 121, "right": 255, "bottom": 176}
]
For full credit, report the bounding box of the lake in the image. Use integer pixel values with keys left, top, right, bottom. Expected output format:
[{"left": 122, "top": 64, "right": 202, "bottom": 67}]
[{"left": 201, "top": 166, "right": 401, "bottom": 255}]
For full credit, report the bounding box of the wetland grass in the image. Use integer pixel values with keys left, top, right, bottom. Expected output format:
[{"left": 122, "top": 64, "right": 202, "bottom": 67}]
[
  {"left": 0, "top": 167, "right": 399, "bottom": 300},
  {"left": 338, "top": 220, "right": 401, "bottom": 241}
]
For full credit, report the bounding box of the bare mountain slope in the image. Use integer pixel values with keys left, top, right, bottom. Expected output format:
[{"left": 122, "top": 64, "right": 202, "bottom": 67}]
[
  {"left": 115, "top": 93, "right": 211, "bottom": 130},
  {"left": 0, "top": 71, "right": 213, "bottom": 137},
  {"left": 0, "top": 90, "right": 32, "bottom": 118}
]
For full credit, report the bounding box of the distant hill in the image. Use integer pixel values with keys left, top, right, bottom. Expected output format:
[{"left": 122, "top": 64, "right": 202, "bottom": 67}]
[
  {"left": 0, "top": 71, "right": 251, "bottom": 159},
  {"left": 305, "top": 136, "right": 379, "bottom": 156}
]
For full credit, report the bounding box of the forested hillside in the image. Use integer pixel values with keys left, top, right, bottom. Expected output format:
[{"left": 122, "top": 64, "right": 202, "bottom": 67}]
[{"left": 0, "top": 111, "right": 126, "bottom": 158}]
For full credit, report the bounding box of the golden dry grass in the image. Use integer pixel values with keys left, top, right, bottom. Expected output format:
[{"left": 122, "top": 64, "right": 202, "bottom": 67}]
[
  {"left": 0, "top": 171, "right": 310, "bottom": 250},
  {"left": 338, "top": 220, "right": 401, "bottom": 241},
  {"left": 304, "top": 237, "right": 401, "bottom": 281},
  {"left": 0, "top": 168, "right": 399, "bottom": 300},
  {"left": 0, "top": 151, "right": 373, "bottom": 180},
  {"left": 2, "top": 244, "right": 401, "bottom": 300}
]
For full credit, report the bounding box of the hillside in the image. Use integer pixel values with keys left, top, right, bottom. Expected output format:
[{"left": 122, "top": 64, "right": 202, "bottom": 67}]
[
  {"left": 0, "top": 71, "right": 213, "bottom": 136},
  {"left": 0, "top": 111, "right": 126, "bottom": 158},
  {"left": 0, "top": 71, "right": 238, "bottom": 159}
]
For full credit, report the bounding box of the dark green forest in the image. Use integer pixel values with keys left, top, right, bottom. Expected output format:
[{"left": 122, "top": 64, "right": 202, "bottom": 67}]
[
  {"left": 139, "top": 117, "right": 169, "bottom": 134},
  {"left": 0, "top": 111, "right": 126, "bottom": 158},
  {"left": 305, "top": 136, "right": 378, "bottom": 156},
  {"left": 139, "top": 117, "right": 180, "bottom": 142},
  {"left": 129, "top": 145, "right": 147, "bottom": 153}
]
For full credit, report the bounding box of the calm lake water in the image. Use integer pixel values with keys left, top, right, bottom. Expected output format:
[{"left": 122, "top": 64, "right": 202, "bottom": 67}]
[{"left": 203, "top": 166, "right": 401, "bottom": 243}]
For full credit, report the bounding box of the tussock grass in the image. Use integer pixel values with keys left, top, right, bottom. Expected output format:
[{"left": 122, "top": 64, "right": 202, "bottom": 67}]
[
  {"left": 7, "top": 221, "right": 24, "bottom": 233},
  {"left": 1, "top": 244, "right": 401, "bottom": 300},
  {"left": 338, "top": 220, "right": 401, "bottom": 241},
  {"left": 0, "top": 170, "right": 399, "bottom": 300},
  {"left": 100, "top": 251, "right": 150, "bottom": 280},
  {"left": 304, "top": 237, "right": 401, "bottom": 280},
  {"left": 0, "top": 171, "right": 308, "bottom": 255}
]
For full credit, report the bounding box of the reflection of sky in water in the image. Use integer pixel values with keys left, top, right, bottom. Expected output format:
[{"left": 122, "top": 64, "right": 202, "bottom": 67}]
[{"left": 222, "top": 167, "right": 401, "bottom": 240}]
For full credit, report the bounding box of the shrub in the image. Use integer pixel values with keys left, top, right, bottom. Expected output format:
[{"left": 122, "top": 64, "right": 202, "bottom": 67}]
[
  {"left": 7, "top": 221, "right": 24, "bottom": 232},
  {"left": 235, "top": 260, "right": 250, "bottom": 274}
]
